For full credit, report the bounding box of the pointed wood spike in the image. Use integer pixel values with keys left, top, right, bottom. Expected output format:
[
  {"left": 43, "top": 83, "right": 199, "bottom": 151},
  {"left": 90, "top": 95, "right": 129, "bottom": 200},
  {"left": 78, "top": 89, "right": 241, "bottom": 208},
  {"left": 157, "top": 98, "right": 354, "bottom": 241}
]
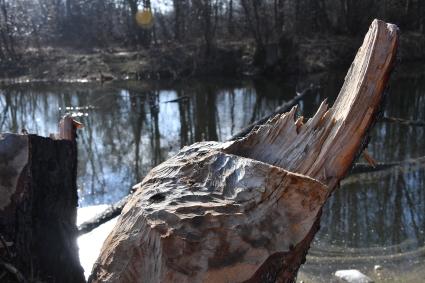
[{"left": 89, "top": 19, "right": 399, "bottom": 283}]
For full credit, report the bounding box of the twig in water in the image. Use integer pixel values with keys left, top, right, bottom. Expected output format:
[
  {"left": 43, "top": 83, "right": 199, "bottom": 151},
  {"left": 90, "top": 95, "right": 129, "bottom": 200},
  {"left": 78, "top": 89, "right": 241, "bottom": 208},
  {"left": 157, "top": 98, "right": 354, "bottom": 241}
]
[{"left": 381, "top": 116, "right": 425, "bottom": 127}]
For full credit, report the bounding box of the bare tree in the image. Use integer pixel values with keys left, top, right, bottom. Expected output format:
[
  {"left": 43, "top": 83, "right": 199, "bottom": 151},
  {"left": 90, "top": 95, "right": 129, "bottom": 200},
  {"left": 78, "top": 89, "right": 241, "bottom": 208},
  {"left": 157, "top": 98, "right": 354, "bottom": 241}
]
[{"left": 0, "top": 0, "right": 16, "bottom": 60}]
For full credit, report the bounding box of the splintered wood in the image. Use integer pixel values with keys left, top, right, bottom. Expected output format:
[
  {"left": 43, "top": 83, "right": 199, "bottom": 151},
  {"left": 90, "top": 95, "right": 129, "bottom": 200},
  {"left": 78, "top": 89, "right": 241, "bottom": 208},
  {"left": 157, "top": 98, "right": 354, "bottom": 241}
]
[{"left": 89, "top": 20, "right": 399, "bottom": 283}]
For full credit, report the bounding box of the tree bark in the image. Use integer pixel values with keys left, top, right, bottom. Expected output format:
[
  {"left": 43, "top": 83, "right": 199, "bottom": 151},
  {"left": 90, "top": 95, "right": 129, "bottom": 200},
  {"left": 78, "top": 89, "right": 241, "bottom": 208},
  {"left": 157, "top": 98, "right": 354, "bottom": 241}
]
[
  {"left": 89, "top": 19, "right": 399, "bottom": 283},
  {"left": 0, "top": 119, "right": 85, "bottom": 282}
]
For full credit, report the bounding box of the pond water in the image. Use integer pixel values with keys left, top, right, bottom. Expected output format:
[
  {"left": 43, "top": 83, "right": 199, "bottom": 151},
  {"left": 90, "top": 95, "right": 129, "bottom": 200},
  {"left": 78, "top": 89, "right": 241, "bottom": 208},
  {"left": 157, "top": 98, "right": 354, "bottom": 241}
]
[{"left": 1, "top": 71, "right": 424, "bottom": 282}]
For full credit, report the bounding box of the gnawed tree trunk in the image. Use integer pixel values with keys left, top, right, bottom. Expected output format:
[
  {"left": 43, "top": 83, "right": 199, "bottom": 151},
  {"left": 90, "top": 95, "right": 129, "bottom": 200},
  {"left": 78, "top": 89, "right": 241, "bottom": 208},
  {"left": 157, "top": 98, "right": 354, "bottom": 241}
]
[
  {"left": 0, "top": 117, "right": 85, "bottom": 283},
  {"left": 89, "top": 19, "right": 398, "bottom": 283}
]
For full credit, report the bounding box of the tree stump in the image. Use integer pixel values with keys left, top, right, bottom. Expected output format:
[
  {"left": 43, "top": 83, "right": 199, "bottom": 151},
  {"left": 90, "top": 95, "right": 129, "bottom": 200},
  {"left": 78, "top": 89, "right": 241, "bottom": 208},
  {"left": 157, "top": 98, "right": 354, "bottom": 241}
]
[
  {"left": 0, "top": 117, "right": 85, "bottom": 282},
  {"left": 89, "top": 19, "right": 399, "bottom": 283}
]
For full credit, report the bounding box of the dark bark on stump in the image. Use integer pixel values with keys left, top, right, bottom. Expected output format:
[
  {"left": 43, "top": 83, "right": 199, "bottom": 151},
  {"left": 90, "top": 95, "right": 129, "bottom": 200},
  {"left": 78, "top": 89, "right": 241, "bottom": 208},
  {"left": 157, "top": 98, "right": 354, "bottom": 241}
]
[{"left": 0, "top": 134, "right": 85, "bottom": 283}]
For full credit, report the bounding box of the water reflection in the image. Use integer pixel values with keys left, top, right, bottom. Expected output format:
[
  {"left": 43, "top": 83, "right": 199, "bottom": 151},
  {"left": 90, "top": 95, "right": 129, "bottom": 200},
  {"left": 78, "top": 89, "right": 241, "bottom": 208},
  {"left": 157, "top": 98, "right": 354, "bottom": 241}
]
[
  {"left": 0, "top": 74, "right": 424, "bottom": 280},
  {"left": 320, "top": 168, "right": 425, "bottom": 248},
  {"left": 298, "top": 74, "right": 425, "bottom": 282},
  {"left": 313, "top": 74, "right": 425, "bottom": 247}
]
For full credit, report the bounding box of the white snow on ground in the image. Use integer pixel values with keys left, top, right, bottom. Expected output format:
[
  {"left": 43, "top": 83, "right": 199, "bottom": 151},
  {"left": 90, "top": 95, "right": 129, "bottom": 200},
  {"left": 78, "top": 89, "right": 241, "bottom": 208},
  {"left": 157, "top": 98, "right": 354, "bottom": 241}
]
[
  {"left": 335, "top": 269, "right": 374, "bottom": 283},
  {"left": 77, "top": 205, "right": 118, "bottom": 279},
  {"left": 77, "top": 205, "right": 109, "bottom": 226}
]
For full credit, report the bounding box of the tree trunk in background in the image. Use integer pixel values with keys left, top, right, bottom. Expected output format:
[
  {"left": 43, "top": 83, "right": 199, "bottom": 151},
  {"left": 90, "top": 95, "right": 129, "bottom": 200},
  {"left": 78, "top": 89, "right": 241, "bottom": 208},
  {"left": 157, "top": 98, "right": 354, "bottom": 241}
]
[
  {"left": 227, "top": 0, "right": 235, "bottom": 35},
  {"left": 312, "top": 0, "right": 330, "bottom": 32},
  {"left": 0, "top": 133, "right": 84, "bottom": 282},
  {"left": 127, "top": 0, "right": 151, "bottom": 48},
  {"left": 273, "top": 0, "right": 285, "bottom": 36},
  {"left": 241, "top": 0, "right": 267, "bottom": 65},
  {"left": 65, "top": 0, "right": 71, "bottom": 17},
  {"left": 141, "top": 0, "right": 152, "bottom": 48},
  {"left": 199, "top": 0, "right": 214, "bottom": 56},
  {"left": 128, "top": 0, "right": 140, "bottom": 45},
  {"left": 0, "top": 0, "right": 16, "bottom": 60},
  {"left": 173, "top": 0, "right": 187, "bottom": 41},
  {"left": 419, "top": 0, "right": 425, "bottom": 33}
]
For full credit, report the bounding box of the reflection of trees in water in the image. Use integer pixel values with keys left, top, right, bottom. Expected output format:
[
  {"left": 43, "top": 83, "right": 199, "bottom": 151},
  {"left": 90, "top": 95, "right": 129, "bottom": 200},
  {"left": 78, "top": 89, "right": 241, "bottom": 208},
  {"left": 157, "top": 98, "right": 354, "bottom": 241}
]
[
  {"left": 78, "top": 106, "right": 107, "bottom": 196},
  {"left": 172, "top": 80, "right": 289, "bottom": 144},
  {"left": 0, "top": 90, "right": 11, "bottom": 130},
  {"left": 193, "top": 85, "right": 218, "bottom": 142},
  {"left": 319, "top": 168, "right": 425, "bottom": 248},
  {"left": 149, "top": 91, "right": 162, "bottom": 166},
  {"left": 250, "top": 79, "right": 282, "bottom": 123},
  {"left": 250, "top": 90, "right": 263, "bottom": 123},
  {"left": 369, "top": 76, "right": 425, "bottom": 161},
  {"left": 178, "top": 89, "right": 192, "bottom": 147},
  {"left": 0, "top": 87, "right": 60, "bottom": 134},
  {"left": 229, "top": 89, "right": 235, "bottom": 134},
  {"left": 0, "top": 82, "right": 280, "bottom": 205},
  {"left": 0, "top": 90, "right": 20, "bottom": 133},
  {"left": 314, "top": 75, "right": 425, "bottom": 248},
  {"left": 2, "top": 75, "right": 423, "bottom": 235},
  {"left": 129, "top": 90, "right": 146, "bottom": 182}
]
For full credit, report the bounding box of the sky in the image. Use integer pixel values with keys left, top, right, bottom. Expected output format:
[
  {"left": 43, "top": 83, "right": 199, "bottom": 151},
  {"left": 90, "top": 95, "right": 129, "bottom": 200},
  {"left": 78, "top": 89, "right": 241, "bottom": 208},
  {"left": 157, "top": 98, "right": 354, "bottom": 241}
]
[{"left": 150, "top": 0, "right": 173, "bottom": 13}]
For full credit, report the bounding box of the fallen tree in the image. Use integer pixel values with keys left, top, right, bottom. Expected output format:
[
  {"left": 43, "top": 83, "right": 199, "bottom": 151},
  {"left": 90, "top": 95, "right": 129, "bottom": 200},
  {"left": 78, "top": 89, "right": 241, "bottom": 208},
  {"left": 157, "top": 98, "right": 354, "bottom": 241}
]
[{"left": 89, "top": 19, "right": 399, "bottom": 283}]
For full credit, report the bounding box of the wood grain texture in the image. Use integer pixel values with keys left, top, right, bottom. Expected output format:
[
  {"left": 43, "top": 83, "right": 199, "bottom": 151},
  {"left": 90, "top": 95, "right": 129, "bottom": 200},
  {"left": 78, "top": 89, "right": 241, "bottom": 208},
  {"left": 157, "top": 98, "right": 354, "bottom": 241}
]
[
  {"left": 90, "top": 19, "right": 398, "bottom": 283},
  {"left": 90, "top": 142, "right": 327, "bottom": 282}
]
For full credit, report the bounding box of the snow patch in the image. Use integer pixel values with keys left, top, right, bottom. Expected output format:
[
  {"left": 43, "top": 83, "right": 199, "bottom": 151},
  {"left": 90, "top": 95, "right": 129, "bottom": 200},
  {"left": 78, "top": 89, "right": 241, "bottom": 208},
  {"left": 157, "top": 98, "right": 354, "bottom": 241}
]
[
  {"left": 335, "top": 269, "right": 374, "bottom": 283},
  {"left": 77, "top": 205, "right": 118, "bottom": 279}
]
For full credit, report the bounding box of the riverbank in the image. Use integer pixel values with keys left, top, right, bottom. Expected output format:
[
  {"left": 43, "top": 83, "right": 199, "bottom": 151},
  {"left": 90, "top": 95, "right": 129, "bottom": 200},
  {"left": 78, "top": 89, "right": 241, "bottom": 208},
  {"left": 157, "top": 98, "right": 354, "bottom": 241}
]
[{"left": 1, "top": 32, "right": 425, "bottom": 83}]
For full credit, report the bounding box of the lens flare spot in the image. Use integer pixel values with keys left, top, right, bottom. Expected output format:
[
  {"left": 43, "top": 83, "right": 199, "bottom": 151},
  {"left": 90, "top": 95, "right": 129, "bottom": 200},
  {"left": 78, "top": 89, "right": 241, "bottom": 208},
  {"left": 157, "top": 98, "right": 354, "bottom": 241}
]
[{"left": 136, "top": 9, "right": 153, "bottom": 29}]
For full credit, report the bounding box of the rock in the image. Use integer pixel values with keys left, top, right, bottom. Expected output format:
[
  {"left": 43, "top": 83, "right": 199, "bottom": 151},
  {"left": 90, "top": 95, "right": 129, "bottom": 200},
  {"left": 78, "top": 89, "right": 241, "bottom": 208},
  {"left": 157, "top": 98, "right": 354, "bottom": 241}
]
[
  {"left": 374, "top": 265, "right": 382, "bottom": 271},
  {"left": 335, "top": 270, "right": 374, "bottom": 283}
]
